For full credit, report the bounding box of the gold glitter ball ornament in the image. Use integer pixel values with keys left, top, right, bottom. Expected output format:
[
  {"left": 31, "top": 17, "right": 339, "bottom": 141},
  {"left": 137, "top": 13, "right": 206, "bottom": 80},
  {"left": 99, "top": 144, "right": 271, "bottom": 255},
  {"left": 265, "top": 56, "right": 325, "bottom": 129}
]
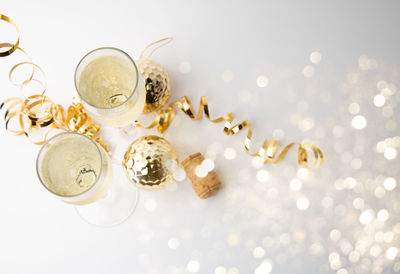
[
  {"left": 123, "top": 135, "right": 178, "bottom": 190},
  {"left": 137, "top": 59, "right": 171, "bottom": 113}
]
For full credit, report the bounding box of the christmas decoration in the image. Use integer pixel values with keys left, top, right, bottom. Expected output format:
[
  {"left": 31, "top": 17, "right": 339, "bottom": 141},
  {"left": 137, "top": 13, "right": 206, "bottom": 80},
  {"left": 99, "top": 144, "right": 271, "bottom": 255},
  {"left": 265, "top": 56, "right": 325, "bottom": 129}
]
[
  {"left": 123, "top": 135, "right": 178, "bottom": 190},
  {"left": 137, "top": 58, "right": 171, "bottom": 113}
]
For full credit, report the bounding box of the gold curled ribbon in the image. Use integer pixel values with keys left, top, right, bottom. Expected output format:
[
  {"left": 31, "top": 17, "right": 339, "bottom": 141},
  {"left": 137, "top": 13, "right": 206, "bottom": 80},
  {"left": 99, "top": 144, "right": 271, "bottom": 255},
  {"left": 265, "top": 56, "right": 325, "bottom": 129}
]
[
  {"left": 135, "top": 104, "right": 176, "bottom": 133},
  {"left": 1, "top": 95, "right": 108, "bottom": 148},
  {"left": 1, "top": 15, "right": 320, "bottom": 166},
  {"left": 0, "top": 15, "right": 108, "bottom": 150},
  {"left": 139, "top": 37, "right": 173, "bottom": 60},
  {"left": 136, "top": 96, "right": 324, "bottom": 167},
  {"left": 0, "top": 14, "right": 20, "bottom": 57},
  {"left": 10, "top": 62, "right": 46, "bottom": 96},
  {"left": 136, "top": 37, "right": 323, "bottom": 167}
]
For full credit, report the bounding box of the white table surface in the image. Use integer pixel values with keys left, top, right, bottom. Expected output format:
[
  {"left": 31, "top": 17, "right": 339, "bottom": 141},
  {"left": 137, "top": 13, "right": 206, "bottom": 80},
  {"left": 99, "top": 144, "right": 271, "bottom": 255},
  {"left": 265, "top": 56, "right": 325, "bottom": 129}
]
[{"left": 1, "top": 1, "right": 400, "bottom": 273}]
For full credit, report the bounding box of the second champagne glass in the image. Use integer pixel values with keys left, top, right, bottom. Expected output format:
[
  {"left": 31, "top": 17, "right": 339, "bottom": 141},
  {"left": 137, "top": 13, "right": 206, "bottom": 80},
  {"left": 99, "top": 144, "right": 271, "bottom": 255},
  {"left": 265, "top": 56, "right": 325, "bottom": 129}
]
[
  {"left": 36, "top": 132, "right": 138, "bottom": 226},
  {"left": 74, "top": 47, "right": 146, "bottom": 128}
]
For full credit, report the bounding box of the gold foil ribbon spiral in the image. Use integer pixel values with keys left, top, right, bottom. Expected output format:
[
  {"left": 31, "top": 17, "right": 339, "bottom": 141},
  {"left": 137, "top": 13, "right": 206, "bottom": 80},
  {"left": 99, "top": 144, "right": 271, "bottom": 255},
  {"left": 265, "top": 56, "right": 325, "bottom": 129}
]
[
  {"left": 136, "top": 96, "right": 324, "bottom": 167},
  {"left": 1, "top": 94, "right": 107, "bottom": 149},
  {"left": 1, "top": 15, "right": 321, "bottom": 166},
  {"left": 0, "top": 15, "right": 107, "bottom": 149},
  {"left": 135, "top": 37, "right": 323, "bottom": 167},
  {"left": 139, "top": 37, "right": 173, "bottom": 60},
  {"left": 0, "top": 14, "right": 20, "bottom": 57}
]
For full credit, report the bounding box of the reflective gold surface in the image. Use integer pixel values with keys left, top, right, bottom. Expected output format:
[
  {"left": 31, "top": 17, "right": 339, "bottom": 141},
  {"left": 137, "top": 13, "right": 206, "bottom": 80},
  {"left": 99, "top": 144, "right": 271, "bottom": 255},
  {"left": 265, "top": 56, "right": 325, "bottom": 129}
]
[
  {"left": 123, "top": 135, "right": 178, "bottom": 190},
  {"left": 0, "top": 15, "right": 107, "bottom": 149},
  {"left": 135, "top": 96, "right": 324, "bottom": 167},
  {"left": 137, "top": 59, "right": 171, "bottom": 113},
  {"left": 1, "top": 16, "right": 322, "bottom": 168},
  {"left": 0, "top": 14, "right": 20, "bottom": 57}
]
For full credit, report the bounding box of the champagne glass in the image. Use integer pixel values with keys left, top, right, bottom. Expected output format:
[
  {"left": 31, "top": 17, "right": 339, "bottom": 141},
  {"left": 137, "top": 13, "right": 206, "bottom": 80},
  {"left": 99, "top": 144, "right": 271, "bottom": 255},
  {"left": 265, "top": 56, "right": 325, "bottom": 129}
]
[
  {"left": 36, "top": 132, "right": 138, "bottom": 226},
  {"left": 74, "top": 47, "right": 146, "bottom": 128}
]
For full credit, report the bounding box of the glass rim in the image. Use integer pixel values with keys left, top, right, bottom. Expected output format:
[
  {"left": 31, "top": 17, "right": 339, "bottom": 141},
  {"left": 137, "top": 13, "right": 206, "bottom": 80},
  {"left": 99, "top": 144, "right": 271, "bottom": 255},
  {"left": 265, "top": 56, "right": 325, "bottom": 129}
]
[
  {"left": 74, "top": 47, "right": 139, "bottom": 110},
  {"left": 36, "top": 131, "right": 104, "bottom": 198}
]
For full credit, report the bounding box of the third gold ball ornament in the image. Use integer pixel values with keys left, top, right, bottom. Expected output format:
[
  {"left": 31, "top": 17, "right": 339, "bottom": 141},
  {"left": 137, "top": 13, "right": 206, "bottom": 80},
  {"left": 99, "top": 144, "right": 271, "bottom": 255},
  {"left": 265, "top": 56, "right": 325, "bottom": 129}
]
[
  {"left": 123, "top": 135, "right": 178, "bottom": 190},
  {"left": 137, "top": 59, "right": 171, "bottom": 113}
]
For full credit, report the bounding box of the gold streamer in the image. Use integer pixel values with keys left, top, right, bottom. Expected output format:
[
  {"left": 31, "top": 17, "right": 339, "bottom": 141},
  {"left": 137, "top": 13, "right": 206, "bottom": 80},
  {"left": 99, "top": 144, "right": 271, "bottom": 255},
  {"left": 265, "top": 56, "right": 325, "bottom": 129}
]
[
  {"left": 136, "top": 96, "right": 324, "bottom": 167},
  {"left": 135, "top": 104, "right": 176, "bottom": 133},
  {"left": 135, "top": 37, "right": 323, "bottom": 167},
  {"left": 0, "top": 95, "right": 108, "bottom": 148},
  {"left": 0, "top": 15, "right": 108, "bottom": 150},
  {"left": 0, "top": 14, "right": 20, "bottom": 57},
  {"left": 1, "top": 15, "right": 321, "bottom": 167},
  {"left": 139, "top": 37, "right": 173, "bottom": 60}
]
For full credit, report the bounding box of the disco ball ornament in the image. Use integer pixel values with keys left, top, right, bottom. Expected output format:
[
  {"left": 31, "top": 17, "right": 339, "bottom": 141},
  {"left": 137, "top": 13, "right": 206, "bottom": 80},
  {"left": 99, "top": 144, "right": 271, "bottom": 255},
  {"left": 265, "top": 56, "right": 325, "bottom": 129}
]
[
  {"left": 137, "top": 59, "right": 171, "bottom": 113},
  {"left": 123, "top": 135, "right": 178, "bottom": 190}
]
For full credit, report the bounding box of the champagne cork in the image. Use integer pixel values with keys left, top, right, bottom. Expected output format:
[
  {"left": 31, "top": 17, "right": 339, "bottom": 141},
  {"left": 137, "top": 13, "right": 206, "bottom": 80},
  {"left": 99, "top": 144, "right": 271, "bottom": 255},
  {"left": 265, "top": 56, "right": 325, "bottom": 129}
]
[{"left": 182, "top": 152, "right": 222, "bottom": 199}]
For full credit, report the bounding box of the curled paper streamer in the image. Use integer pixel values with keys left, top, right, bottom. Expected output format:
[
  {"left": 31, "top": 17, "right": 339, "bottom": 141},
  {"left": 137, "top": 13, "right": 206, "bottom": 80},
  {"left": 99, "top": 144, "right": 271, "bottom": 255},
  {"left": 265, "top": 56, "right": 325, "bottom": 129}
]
[
  {"left": 0, "top": 15, "right": 108, "bottom": 150},
  {"left": 0, "top": 14, "right": 20, "bottom": 57},
  {"left": 134, "top": 37, "right": 323, "bottom": 167},
  {"left": 136, "top": 96, "right": 324, "bottom": 168},
  {"left": 0, "top": 95, "right": 108, "bottom": 150},
  {"left": 1, "top": 15, "right": 321, "bottom": 167},
  {"left": 139, "top": 37, "right": 173, "bottom": 60}
]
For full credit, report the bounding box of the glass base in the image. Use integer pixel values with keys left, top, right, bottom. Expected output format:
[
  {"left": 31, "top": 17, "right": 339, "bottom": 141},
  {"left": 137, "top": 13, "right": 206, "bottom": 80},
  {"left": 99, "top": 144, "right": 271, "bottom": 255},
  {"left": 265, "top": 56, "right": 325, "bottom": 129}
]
[{"left": 75, "top": 164, "right": 138, "bottom": 227}]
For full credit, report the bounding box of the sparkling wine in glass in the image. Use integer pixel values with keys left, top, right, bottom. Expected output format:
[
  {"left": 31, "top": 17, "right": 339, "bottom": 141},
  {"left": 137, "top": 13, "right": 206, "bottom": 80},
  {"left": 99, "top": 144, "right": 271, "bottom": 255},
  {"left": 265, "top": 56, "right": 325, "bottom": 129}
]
[
  {"left": 36, "top": 132, "right": 138, "bottom": 226},
  {"left": 74, "top": 47, "right": 146, "bottom": 128}
]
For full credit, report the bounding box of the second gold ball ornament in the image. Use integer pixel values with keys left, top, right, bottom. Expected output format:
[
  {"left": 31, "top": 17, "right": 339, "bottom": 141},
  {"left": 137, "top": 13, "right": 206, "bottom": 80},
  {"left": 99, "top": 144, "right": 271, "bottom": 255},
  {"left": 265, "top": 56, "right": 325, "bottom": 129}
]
[
  {"left": 123, "top": 135, "right": 178, "bottom": 190},
  {"left": 137, "top": 59, "right": 171, "bottom": 113}
]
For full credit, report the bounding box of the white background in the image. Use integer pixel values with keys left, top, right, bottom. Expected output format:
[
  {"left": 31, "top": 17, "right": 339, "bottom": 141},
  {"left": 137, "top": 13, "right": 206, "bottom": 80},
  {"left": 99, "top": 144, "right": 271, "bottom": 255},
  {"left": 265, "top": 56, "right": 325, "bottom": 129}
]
[{"left": 1, "top": 1, "right": 400, "bottom": 274}]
